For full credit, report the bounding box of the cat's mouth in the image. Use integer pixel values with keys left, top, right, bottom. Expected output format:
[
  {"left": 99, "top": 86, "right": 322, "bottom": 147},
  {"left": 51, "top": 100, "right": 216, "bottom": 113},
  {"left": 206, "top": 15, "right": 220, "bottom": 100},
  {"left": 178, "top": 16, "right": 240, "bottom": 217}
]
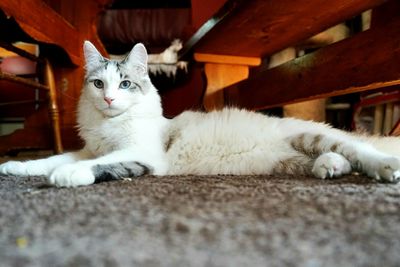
[
  {"left": 90, "top": 98, "right": 128, "bottom": 118},
  {"left": 100, "top": 106, "right": 125, "bottom": 118}
]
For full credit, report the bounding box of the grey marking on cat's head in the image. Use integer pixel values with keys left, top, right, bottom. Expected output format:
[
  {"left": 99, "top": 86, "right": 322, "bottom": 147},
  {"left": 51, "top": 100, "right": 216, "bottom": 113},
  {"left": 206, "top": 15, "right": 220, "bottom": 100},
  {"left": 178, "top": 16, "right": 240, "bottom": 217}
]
[
  {"left": 83, "top": 41, "right": 148, "bottom": 77},
  {"left": 92, "top": 161, "right": 153, "bottom": 183},
  {"left": 81, "top": 41, "right": 155, "bottom": 117}
]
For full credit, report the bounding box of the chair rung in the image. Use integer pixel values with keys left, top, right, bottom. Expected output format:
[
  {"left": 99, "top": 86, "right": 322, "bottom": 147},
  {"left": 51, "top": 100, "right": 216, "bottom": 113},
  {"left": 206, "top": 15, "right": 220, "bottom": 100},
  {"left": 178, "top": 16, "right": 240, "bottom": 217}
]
[
  {"left": 0, "top": 99, "right": 45, "bottom": 107},
  {"left": 0, "top": 71, "right": 49, "bottom": 90}
]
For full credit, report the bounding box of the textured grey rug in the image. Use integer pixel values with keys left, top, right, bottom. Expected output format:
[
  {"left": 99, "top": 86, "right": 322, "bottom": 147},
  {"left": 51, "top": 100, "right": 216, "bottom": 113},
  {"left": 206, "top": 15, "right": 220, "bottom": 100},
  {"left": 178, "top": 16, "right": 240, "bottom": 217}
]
[{"left": 1, "top": 174, "right": 400, "bottom": 267}]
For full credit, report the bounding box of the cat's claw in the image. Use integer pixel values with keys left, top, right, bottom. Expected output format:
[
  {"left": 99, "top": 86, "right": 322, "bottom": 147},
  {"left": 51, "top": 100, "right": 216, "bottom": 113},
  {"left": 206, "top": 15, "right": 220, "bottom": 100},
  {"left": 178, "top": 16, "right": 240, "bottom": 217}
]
[
  {"left": 49, "top": 163, "right": 95, "bottom": 187},
  {"left": 312, "top": 152, "right": 351, "bottom": 179},
  {"left": 312, "top": 165, "right": 337, "bottom": 179}
]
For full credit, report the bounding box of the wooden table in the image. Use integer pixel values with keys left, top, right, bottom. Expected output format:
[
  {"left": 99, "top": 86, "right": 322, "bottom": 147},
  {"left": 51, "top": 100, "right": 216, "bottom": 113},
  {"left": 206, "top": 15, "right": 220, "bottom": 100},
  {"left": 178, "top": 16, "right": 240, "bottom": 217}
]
[{"left": 190, "top": 0, "right": 400, "bottom": 111}]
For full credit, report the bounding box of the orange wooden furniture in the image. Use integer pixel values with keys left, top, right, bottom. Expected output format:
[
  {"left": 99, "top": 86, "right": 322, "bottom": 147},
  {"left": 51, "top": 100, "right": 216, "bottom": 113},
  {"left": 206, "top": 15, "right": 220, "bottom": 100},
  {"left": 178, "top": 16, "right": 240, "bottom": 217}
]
[
  {"left": 0, "top": 0, "right": 110, "bottom": 154},
  {"left": 0, "top": 42, "right": 63, "bottom": 153},
  {"left": 188, "top": 0, "right": 400, "bottom": 113}
]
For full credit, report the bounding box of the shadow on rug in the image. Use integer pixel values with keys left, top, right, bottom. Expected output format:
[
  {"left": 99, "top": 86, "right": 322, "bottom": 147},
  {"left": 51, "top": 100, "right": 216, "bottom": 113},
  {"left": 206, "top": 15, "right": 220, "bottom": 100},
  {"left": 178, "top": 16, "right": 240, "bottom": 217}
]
[{"left": 1, "top": 174, "right": 400, "bottom": 267}]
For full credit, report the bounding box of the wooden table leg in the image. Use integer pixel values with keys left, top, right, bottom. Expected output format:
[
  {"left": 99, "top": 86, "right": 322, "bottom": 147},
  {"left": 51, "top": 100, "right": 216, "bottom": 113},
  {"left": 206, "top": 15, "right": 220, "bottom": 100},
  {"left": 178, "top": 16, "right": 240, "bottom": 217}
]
[
  {"left": 195, "top": 53, "right": 261, "bottom": 111},
  {"left": 203, "top": 63, "right": 250, "bottom": 110}
]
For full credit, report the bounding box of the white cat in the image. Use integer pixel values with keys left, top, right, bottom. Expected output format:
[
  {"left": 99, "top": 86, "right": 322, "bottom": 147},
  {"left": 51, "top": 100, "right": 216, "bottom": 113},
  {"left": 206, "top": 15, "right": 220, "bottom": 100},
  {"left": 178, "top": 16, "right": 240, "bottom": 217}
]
[{"left": 1, "top": 41, "right": 400, "bottom": 187}]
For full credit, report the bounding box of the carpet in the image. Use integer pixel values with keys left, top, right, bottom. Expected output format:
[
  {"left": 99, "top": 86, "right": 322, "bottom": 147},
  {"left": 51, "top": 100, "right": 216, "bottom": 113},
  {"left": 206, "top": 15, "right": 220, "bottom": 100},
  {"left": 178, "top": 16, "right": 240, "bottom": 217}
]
[{"left": 1, "top": 174, "right": 400, "bottom": 267}]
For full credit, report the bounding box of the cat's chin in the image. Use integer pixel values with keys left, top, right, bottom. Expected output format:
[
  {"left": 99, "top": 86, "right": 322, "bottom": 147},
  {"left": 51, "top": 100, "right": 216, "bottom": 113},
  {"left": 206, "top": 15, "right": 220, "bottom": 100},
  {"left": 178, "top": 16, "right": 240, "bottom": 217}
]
[{"left": 100, "top": 108, "right": 126, "bottom": 118}]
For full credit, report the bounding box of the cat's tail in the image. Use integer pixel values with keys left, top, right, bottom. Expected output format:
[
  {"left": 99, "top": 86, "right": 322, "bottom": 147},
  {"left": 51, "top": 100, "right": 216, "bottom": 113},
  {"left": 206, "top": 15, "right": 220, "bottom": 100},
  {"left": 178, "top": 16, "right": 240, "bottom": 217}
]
[{"left": 91, "top": 161, "right": 153, "bottom": 182}]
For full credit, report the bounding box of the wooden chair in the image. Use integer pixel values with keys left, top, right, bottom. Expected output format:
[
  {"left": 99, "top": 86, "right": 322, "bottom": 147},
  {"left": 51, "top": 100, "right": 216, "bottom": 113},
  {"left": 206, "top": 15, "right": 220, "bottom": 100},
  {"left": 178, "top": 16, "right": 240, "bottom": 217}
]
[{"left": 0, "top": 41, "right": 63, "bottom": 154}]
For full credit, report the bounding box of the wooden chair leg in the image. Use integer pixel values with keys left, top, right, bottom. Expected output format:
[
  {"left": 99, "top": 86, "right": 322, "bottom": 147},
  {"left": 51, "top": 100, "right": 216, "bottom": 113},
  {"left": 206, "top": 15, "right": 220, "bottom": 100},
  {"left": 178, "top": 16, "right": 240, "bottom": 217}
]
[{"left": 44, "top": 59, "right": 63, "bottom": 154}]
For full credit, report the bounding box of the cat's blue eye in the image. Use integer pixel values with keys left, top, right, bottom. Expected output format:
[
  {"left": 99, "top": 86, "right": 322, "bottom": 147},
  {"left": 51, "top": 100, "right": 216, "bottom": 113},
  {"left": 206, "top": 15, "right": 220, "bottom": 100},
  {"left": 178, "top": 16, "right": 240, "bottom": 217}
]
[
  {"left": 93, "top": 79, "right": 104, "bottom": 89},
  {"left": 119, "top": 80, "right": 131, "bottom": 89}
]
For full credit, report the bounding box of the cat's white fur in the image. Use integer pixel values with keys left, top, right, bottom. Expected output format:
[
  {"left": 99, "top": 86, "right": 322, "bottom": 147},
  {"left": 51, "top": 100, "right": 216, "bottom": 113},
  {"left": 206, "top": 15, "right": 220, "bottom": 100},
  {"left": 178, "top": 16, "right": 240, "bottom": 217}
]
[
  {"left": 167, "top": 109, "right": 400, "bottom": 178},
  {"left": 1, "top": 41, "right": 400, "bottom": 187}
]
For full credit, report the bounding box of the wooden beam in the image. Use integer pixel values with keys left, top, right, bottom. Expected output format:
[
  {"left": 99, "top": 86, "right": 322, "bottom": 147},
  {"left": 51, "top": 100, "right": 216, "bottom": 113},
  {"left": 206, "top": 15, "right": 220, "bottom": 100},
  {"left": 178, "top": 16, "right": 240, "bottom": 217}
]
[
  {"left": 179, "top": 0, "right": 239, "bottom": 59},
  {"left": 194, "top": 53, "right": 261, "bottom": 66},
  {"left": 190, "top": 0, "right": 228, "bottom": 30},
  {"left": 195, "top": 0, "right": 386, "bottom": 58},
  {"left": 224, "top": 17, "right": 400, "bottom": 110},
  {"left": 371, "top": 0, "right": 400, "bottom": 28},
  {"left": 0, "top": 0, "right": 81, "bottom": 65}
]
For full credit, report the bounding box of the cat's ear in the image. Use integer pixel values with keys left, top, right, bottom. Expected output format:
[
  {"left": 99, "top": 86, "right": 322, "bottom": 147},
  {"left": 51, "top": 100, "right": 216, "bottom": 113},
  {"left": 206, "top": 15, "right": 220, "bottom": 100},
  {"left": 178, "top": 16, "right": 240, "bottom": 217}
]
[
  {"left": 83, "top": 41, "right": 104, "bottom": 72},
  {"left": 124, "top": 43, "right": 148, "bottom": 73}
]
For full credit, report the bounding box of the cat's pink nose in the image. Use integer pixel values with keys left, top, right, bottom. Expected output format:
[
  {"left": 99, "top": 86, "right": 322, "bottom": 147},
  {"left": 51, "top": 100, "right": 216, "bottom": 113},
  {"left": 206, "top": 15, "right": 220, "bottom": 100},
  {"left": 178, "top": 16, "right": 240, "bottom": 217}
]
[{"left": 104, "top": 97, "right": 114, "bottom": 105}]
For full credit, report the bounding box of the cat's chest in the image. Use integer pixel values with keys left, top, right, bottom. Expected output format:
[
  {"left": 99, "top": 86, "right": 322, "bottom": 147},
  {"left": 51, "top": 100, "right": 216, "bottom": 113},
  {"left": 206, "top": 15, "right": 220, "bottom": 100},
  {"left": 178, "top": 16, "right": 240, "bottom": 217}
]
[{"left": 82, "top": 119, "right": 135, "bottom": 156}]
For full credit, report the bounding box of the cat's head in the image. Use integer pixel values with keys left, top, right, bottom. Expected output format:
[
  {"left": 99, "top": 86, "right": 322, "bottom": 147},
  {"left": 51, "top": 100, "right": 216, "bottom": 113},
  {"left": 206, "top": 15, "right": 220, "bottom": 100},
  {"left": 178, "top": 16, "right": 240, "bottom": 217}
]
[{"left": 82, "top": 41, "right": 155, "bottom": 117}]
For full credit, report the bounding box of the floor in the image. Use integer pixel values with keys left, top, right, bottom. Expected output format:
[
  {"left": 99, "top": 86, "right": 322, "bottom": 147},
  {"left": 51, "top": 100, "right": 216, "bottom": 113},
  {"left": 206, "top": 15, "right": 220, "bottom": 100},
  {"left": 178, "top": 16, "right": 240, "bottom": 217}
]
[{"left": 1, "top": 172, "right": 400, "bottom": 267}]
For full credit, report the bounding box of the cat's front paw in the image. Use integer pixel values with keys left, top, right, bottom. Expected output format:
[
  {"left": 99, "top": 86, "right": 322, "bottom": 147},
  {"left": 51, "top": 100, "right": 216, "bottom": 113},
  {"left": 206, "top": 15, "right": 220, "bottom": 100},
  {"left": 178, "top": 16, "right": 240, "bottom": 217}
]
[
  {"left": 49, "top": 163, "right": 95, "bottom": 187},
  {"left": 0, "top": 161, "right": 29, "bottom": 176},
  {"left": 312, "top": 152, "right": 352, "bottom": 179},
  {"left": 374, "top": 157, "right": 400, "bottom": 183}
]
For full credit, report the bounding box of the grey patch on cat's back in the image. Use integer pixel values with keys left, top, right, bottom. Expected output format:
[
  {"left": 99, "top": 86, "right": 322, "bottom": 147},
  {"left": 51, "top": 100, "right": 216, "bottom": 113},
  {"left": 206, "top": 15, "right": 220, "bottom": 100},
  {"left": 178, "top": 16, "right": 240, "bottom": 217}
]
[
  {"left": 290, "top": 133, "right": 306, "bottom": 154},
  {"left": 92, "top": 162, "right": 153, "bottom": 183},
  {"left": 273, "top": 155, "right": 313, "bottom": 175},
  {"left": 290, "top": 133, "right": 325, "bottom": 158},
  {"left": 310, "top": 134, "right": 323, "bottom": 156},
  {"left": 330, "top": 142, "right": 342, "bottom": 153},
  {"left": 165, "top": 128, "right": 181, "bottom": 151},
  {"left": 311, "top": 134, "right": 323, "bottom": 147}
]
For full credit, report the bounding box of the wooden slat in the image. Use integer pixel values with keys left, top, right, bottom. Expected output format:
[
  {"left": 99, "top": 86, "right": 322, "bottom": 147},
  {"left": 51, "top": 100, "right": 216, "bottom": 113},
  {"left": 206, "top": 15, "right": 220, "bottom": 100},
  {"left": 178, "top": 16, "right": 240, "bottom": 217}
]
[
  {"left": 0, "top": 0, "right": 80, "bottom": 65},
  {"left": 0, "top": 71, "right": 49, "bottom": 91},
  {"left": 224, "top": 17, "right": 400, "bottom": 110},
  {"left": 195, "top": 0, "right": 386, "bottom": 58}
]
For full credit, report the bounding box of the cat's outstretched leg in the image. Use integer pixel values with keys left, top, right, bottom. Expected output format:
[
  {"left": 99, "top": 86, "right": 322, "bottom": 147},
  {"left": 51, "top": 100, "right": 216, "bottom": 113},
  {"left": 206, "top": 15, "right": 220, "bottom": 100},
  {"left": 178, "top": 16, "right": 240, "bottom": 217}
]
[
  {"left": 0, "top": 149, "right": 91, "bottom": 177},
  {"left": 312, "top": 152, "right": 351, "bottom": 179},
  {"left": 48, "top": 161, "right": 152, "bottom": 187},
  {"left": 48, "top": 148, "right": 167, "bottom": 187},
  {"left": 289, "top": 133, "right": 400, "bottom": 183}
]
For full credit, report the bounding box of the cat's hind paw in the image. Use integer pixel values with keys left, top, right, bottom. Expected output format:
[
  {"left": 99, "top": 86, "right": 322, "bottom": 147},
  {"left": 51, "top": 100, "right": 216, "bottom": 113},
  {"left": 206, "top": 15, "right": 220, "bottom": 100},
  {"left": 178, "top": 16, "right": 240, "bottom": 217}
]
[
  {"left": 374, "top": 157, "right": 400, "bottom": 183},
  {"left": 49, "top": 163, "right": 95, "bottom": 187},
  {"left": 312, "top": 152, "right": 352, "bottom": 179}
]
